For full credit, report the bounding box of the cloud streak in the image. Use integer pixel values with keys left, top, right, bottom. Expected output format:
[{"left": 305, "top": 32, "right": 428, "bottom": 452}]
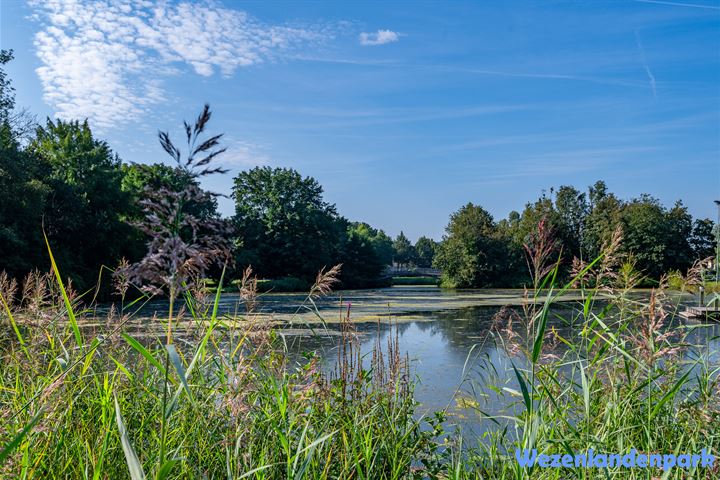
[
  {"left": 635, "top": 31, "right": 657, "bottom": 98},
  {"left": 359, "top": 29, "right": 400, "bottom": 46},
  {"left": 633, "top": 0, "right": 720, "bottom": 10},
  {"left": 30, "top": 0, "right": 332, "bottom": 128}
]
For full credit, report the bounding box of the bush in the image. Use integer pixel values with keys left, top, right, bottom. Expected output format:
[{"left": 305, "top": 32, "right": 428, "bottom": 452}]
[{"left": 391, "top": 276, "right": 439, "bottom": 286}]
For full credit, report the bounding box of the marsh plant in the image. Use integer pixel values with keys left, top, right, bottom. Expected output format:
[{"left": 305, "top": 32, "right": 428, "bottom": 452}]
[
  {"left": 448, "top": 223, "right": 720, "bottom": 479},
  {"left": 122, "top": 104, "right": 231, "bottom": 311},
  {"left": 2, "top": 139, "right": 719, "bottom": 480}
]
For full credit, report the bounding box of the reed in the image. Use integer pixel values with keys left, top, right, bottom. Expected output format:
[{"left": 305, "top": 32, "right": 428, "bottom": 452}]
[{"left": 1, "top": 226, "right": 718, "bottom": 478}]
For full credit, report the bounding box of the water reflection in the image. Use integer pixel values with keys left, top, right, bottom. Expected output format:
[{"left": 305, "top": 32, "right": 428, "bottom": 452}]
[
  {"left": 124, "top": 286, "right": 720, "bottom": 435},
  {"left": 281, "top": 301, "right": 720, "bottom": 436}
]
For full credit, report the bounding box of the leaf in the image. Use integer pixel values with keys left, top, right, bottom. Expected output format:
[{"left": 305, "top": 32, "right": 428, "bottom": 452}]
[
  {"left": 121, "top": 333, "right": 168, "bottom": 378},
  {"left": 45, "top": 232, "right": 82, "bottom": 347},
  {"left": 579, "top": 361, "right": 590, "bottom": 419},
  {"left": 0, "top": 408, "right": 43, "bottom": 465},
  {"left": 114, "top": 397, "right": 146, "bottom": 480},
  {"left": 531, "top": 295, "right": 552, "bottom": 363},
  {"left": 512, "top": 364, "right": 532, "bottom": 414},
  {"left": 156, "top": 459, "right": 181, "bottom": 480},
  {"left": 166, "top": 344, "right": 193, "bottom": 402}
]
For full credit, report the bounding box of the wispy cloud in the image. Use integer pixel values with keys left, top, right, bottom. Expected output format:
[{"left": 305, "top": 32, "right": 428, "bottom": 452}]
[
  {"left": 359, "top": 29, "right": 400, "bottom": 46},
  {"left": 635, "top": 31, "right": 657, "bottom": 98},
  {"left": 633, "top": 0, "right": 720, "bottom": 10},
  {"left": 220, "top": 139, "right": 271, "bottom": 168},
  {"left": 30, "top": 0, "right": 333, "bottom": 128}
]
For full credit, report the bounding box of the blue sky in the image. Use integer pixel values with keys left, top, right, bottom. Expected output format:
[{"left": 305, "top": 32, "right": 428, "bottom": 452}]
[{"left": 2, "top": 0, "right": 719, "bottom": 241}]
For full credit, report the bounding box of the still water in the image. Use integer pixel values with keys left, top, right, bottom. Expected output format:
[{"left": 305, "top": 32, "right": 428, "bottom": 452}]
[{"left": 134, "top": 286, "right": 720, "bottom": 434}]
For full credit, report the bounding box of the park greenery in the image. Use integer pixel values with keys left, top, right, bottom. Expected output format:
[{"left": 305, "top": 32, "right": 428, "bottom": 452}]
[
  {"left": 2, "top": 209, "right": 718, "bottom": 478},
  {"left": 2, "top": 49, "right": 720, "bottom": 479},
  {"left": 0, "top": 50, "right": 716, "bottom": 294},
  {"left": 433, "top": 184, "right": 715, "bottom": 288}
]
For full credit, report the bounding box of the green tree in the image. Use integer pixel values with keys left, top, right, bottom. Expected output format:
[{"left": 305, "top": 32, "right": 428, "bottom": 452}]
[
  {"left": 393, "top": 231, "right": 414, "bottom": 268},
  {"left": 0, "top": 124, "right": 49, "bottom": 277},
  {"left": 414, "top": 236, "right": 437, "bottom": 268},
  {"left": 232, "top": 166, "right": 341, "bottom": 280},
  {"left": 433, "top": 203, "right": 509, "bottom": 287},
  {"left": 554, "top": 185, "right": 588, "bottom": 261},
  {"left": 338, "top": 222, "right": 387, "bottom": 288},
  {"left": 583, "top": 180, "right": 623, "bottom": 259},
  {"left": 348, "top": 222, "right": 394, "bottom": 266},
  {"left": 663, "top": 201, "right": 694, "bottom": 272},
  {"left": 28, "top": 119, "right": 133, "bottom": 289},
  {"left": 690, "top": 218, "right": 715, "bottom": 261},
  {"left": 121, "top": 162, "right": 218, "bottom": 221},
  {"left": 618, "top": 195, "right": 668, "bottom": 280}
]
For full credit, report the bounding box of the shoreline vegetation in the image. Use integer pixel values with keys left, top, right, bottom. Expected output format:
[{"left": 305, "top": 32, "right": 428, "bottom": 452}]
[
  {"left": 2, "top": 219, "right": 719, "bottom": 478},
  {"left": 1, "top": 71, "right": 719, "bottom": 477},
  {"left": 0, "top": 50, "right": 716, "bottom": 298}
]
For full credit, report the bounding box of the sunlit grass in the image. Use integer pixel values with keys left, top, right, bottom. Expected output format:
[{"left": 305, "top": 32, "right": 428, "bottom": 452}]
[{"left": 1, "top": 240, "right": 719, "bottom": 478}]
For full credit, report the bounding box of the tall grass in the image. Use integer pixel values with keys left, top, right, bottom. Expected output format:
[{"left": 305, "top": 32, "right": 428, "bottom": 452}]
[
  {"left": 2, "top": 229, "right": 719, "bottom": 478},
  {"left": 450, "top": 229, "right": 720, "bottom": 479},
  {"left": 0, "top": 258, "right": 432, "bottom": 479}
]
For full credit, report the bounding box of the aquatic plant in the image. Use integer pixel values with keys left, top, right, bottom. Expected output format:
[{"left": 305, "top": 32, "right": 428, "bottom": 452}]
[{"left": 2, "top": 156, "right": 719, "bottom": 479}]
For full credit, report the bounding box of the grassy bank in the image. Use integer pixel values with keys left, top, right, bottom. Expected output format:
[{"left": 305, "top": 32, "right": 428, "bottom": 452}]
[
  {"left": 1, "top": 246, "right": 720, "bottom": 478},
  {"left": 391, "top": 276, "right": 440, "bottom": 286}
]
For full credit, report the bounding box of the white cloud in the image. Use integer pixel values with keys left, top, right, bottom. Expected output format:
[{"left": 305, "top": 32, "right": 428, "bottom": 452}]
[
  {"left": 30, "top": 0, "right": 331, "bottom": 129},
  {"left": 359, "top": 29, "right": 400, "bottom": 46},
  {"left": 220, "top": 140, "right": 271, "bottom": 168}
]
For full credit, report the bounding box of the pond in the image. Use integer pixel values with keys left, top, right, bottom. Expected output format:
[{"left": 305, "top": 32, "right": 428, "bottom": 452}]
[{"left": 129, "top": 286, "right": 720, "bottom": 436}]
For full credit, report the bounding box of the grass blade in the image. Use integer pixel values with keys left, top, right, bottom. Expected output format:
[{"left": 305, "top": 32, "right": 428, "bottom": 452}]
[
  {"left": 166, "top": 344, "right": 193, "bottom": 402},
  {"left": 0, "top": 408, "right": 43, "bottom": 465},
  {"left": 114, "top": 396, "right": 146, "bottom": 480},
  {"left": 122, "top": 333, "right": 168, "bottom": 378},
  {"left": 512, "top": 364, "right": 532, "bottom": 414},
  {"left": 45, "top": 232, "right": 83, "bottom": 347},
  {"left": 0, "top": 290, "right": 30, "bottom": 360}
]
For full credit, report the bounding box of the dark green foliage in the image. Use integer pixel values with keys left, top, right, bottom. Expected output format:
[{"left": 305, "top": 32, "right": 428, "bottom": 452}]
[
  {"left": 690, "top": 218, "right": 716, "bottom": 260},
  {"left": 413, "top": 236, "right": 437, "bottom": 268},
  {"left": 619, "top": 196, "right": 694, "bottom": 280},
  {"left": 0, "top": 124, "right": 49, "bottom": 277},
  {"left": 120, "top": 162, "right": 222, "bottom": 263},
  {"left": 663, "top": 201, "right": 694, "bottom": 272},
  {"left": 393, "top": 231, "right": 414, "bottom": 268},
  {"left": 583, "top": 180, "right": 623, "bottom": 259},
  {"left": 231, "top": 167, "right": 388, "bottom": 287},
  {"left": 340, "top": 222, "right": 388, "bottom": 288},
  {"left": 27, "top": 119, "right": 134, "bottom": 290},
  {"left": 349, "top": 222, "right": 394, "bottom": 266},
  {"left": 553, "top": 185, "right": 588, "bottom": 261},
  {"left": 618, "top": 195, "right": 668, "bottom": 279},
  {"left": 121, "top": 162, "right": 218, "bottom": 221},
  {"left": 233, "top": 166, "right": 343, "bottom": 280},
  {"left": 433, "top": 203, "right": 513, "bottom": 288}
]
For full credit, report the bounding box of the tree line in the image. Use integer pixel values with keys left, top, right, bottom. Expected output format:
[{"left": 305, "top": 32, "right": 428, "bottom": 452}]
[
  {"left": 433, "top": 184, "right": 716, "bottom": 288},
  {"left": 0, "top": 51, "right": 410, "bottom": 292},
  {"left": 1, "top": 50, "right": 716, "bottom": 293}
]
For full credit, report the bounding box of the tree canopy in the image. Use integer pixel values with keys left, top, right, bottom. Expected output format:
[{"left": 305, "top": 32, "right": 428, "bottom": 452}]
[{"left": 0, "top": 59, "right": 713, "bottom": 293}]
